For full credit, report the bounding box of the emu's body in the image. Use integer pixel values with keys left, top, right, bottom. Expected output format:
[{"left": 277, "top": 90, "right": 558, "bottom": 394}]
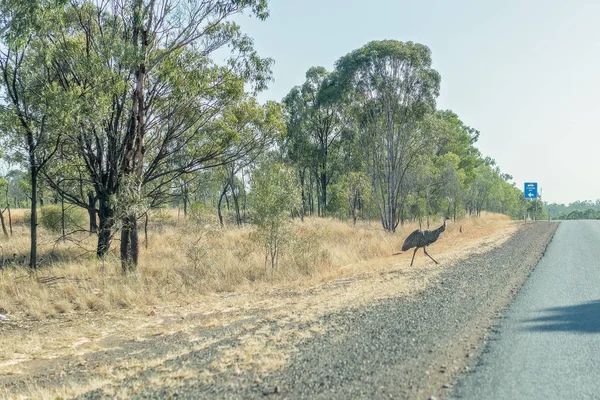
[{"left": 401, "top": 218, "right": 449, "bottom": 266}]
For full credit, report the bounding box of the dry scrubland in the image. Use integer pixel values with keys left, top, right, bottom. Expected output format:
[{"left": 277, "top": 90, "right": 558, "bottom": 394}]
[
  {"left": 0, "top": 211, "right": 519, "bottom": 398},
  {"left": 0, "top": 210, "right": 512, "bottom": 320}
]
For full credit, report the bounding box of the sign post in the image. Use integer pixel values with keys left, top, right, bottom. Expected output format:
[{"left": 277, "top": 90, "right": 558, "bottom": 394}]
[{"left": 524, "top": 182, "right": 538, "bottom": 221}]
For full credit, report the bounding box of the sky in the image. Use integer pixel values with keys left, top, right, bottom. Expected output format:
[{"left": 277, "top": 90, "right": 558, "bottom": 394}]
[{"left": 232, "top": 0, "right": 600, "bottom": 205}]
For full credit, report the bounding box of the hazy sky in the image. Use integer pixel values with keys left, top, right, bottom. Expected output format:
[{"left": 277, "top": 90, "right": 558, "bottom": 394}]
[{"left": 233, "top": 0, "right": 600, "bottom": 204}]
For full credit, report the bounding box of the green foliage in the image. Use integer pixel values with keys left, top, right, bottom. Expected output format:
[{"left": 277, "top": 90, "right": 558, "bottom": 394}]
[
  {"left": 327, "top": 172, "right": 373, "bottom": 222},
  {"left": 526, "top": 199, "right": 547, "bottom": 220},
  {"left": 329, "top": 40, "right": 442, "bottom": 231},
  {"left": 281, "top": 66, "right": 344, "bottom": 217},
  {"left": 558, "top": 209, "right": 600, "bottom": 220},
  {"left": 189, "top": 202, "right": 220, "bottom": 227},
  {"left": 0, "top": 0, "right": 537, "bottom": 275},
  {"left": 278, "top": 41, "right": 524, "bottom": 226},
  {"left": 250, "top": 162, "right": 301, "bottom": 268},
  {"left": 40, "top": 204, "right": 85, "bottom": 233},
  {"left": 22, "top": 210, "right": 33, "bottom": 226},
  {"left": 547, "top": 200, "right": 600, "bottom": 220}
]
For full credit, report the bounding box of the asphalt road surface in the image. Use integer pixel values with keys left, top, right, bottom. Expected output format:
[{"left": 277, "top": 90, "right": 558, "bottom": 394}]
[{"left": 453, "top": 220, "right": 600, "bottom": 400}]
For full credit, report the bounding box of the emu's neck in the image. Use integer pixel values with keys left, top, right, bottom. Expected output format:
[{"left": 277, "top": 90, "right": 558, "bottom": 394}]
[{"left": 438, "top": 219, "right": 447, "bottom": 233}]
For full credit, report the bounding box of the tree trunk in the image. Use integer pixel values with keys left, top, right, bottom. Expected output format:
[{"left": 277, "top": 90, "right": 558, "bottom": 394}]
[
  {"left": 299, "top": 168, "right": 306, "bottom": 222},
  {"left": 4, "top": 185, "right": 11, "bottom": 236},
  {"left": 6, "top": 204, "right": 11, "bottom": 235},
  {"left": 120, "top": 215, "right": 138, "bottom": 274},
  {"left": 7, "top": 203, "right": 12, "bottom": 236},
  {"left": 0, "top": 209, "right": 7, "bottom": 237},
  {"left": 352, "top": 194, "right": 358, "bottom": 225},
  {"left": 315, "top": 169, "right": 322, "bottom": 217},
  {"left": 183, "top": 192, "right": 188, "bottom": 217},
  {"left": 87, "top": 191, "right": 97, "bottom": 233},
  {"left": 120, "top": 219, "right": 131, "bottom": 273},
  {"left": 61, "top": 194, "right": 66, "bottom": 239},
  {"left": 96, "top": 193, "right": 114, "bottom": 259},
  {"left": 308, "top": 180, "right": 314, "bottom": 215},
  {"left": 399, "top": 200, "right": 404, "bottom": 226},
  {"left": 241, "top": 168, "right": 248, "bottom": 221},
  {"left": 29, "top": 167, "right": 38, "bottom": 268},
  {"left": 217, "top": 183, "right": 229, "bottom": 227},
  {"left": 232, "top": 189, "right": 242, "bottom": 226},
  {"left": 320, "top": 170, "right": 327, "bottom": 217},
  {"left": 119, "top": 0, "right": 148, "bottom": 272},
  {"left": 144, "top": 212, "right": 148, "bottom": 250},
  {"left": 182, "top": 182, "right": 188, "bottom": 217}
]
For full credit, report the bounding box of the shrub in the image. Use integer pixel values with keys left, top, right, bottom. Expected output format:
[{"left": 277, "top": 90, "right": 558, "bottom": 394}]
[
  {"left": 40, "top": 205, "right": 86, "bottom": 233},
  {"left": 250, "top": 162, "right": 301, "bottom": 269},
  {"left": 22, "top": 210, "right": 32, "bottom": 226}
]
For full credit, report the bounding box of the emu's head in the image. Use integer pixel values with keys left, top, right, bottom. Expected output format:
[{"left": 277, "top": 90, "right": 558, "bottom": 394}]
[{"left": 442, "top": 216, "right": 451, "bottom": 228}]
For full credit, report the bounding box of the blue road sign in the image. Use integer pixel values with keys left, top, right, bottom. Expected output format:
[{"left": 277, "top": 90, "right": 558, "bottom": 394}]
[{"left": 524, "top": 182, "right": 538, "bottom": 199}]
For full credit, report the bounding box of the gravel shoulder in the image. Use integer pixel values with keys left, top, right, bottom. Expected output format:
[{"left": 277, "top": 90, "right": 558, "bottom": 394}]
[
  {"left": 0, "top": 222, "right": 557, "bottom": 399},
  {"left": 190, "top": 222, "right": 557, "bottom": 400}
]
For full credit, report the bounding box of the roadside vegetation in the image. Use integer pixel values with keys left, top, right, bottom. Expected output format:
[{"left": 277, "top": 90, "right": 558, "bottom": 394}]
[
  {"left": 547, "top": 200, "right": 600, "bottom": 220},
  {"left": 0, "top": 1, "right": 532, "bottom": 321},
  {"left": 0, "top": 210, "right": 512, "bottom": 320}
]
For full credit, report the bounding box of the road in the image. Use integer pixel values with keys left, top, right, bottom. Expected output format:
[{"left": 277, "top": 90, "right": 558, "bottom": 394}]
[{"left": 453, "top": 220, "right": 600, "bottom": 399}]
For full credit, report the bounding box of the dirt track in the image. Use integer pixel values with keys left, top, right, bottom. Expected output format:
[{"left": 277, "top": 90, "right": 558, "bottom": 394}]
[{"left": 0, "top": 222, "right": 557, "bottom": 399}]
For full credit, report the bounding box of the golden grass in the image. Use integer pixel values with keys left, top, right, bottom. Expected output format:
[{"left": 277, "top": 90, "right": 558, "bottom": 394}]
[
  {"left": 0, "top": 211, "right": 518, "bottom": 398},
  {"left": 0, "top": 211, "right": 511, "bottom": 319}
]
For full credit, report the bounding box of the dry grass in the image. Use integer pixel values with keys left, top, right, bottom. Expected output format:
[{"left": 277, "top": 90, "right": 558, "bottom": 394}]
[
  {"left": 0, "top": 211, "right": 513, "bottom": 319},
  {"left": 0, "top": 211, "right": 518, "bottom": 398}
]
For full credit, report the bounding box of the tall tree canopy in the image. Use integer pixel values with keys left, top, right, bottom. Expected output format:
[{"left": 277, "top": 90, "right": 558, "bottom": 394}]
[{"left": 332, "top": 40, "right": 441, "bottom": 232}]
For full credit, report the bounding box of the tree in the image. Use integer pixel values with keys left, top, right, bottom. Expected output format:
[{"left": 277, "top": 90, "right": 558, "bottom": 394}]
[
  {"left": 250, "top": 162, "right": 300, "bottom": 269},
  {"left": 281, "top": 86, "right": 313, "bottom": 218},
  {"left": 0, "top": 177, "right": 8, "bottom": 237},
  {"left": 341, "top": 172, "right": 369, "bottom": 225},
  {"left": 0, "top": 0, "right": 68, "bottom": 266},
  {"left": 214, "top": 98, "right": 285, "bottom": 226},
  {"left": 29, "top": 0, "right": 273, "bottom": 272},
  {"left": 282, "top": 67, "right": 344, "bottom": 217},
  {"left": 332, "top": 40, "right": 441, "bottom": 232}
]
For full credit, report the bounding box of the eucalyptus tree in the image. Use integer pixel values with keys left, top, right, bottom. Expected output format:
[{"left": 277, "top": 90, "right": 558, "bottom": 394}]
[
  {"left": 0, "top": 177, "right": 8, "bottom": 236},
  {"left": 332, "top": 40, "right": 441, "bottom": 232},
  {"left": 466, "top": 161, "right": 500, "bottom": 216},
  {"left": 0, "top": 0, "right": 71, "bottom": 267},
  {"left": 434, "top": 110, "right": 480, "bottom": 184},
  {"left": 282, "top": 66, "right": 344, "bottom": 217},
  {"left": 214, "top": 98, "right": 285, "bottom": 226},
  {"left": 33, "top": 0, "right": 272, "bottom": 271},
  {"left": 249, "top": 161, "right": 301, "bottom": 269},
  {"left": 419, "top": 110, "right": 481, "bottom": 221},
  {"left": 280, "top": 86, "right": 313, "bottom": 217}
]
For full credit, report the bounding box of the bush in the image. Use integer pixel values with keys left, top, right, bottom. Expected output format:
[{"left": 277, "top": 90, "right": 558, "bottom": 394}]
[
  {"left": 189, "top": 202, "right": 219, "bottom": 226},
  {"left": 287, "top": 227, "right": 329, "bottom": 275},
  {"left": 250, "top": 162, "right": 301, "bottom": 269},
  {"left": 22, "top": 210, "right": 33, "bottom": 226},
  {"left": 40, "top": 205, "right": 86, "bottom": 233}
]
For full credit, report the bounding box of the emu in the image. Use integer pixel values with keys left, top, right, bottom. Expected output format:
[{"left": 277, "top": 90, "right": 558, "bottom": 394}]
[{"left": 401, "top": 217, "right": 450, "bottom": 267}]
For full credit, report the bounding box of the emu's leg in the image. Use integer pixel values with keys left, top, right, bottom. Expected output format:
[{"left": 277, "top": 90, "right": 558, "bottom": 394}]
[
  {"left": 423, "top": 247, "right": 439, "bottom": 264},
  {"left": 410, "top": 247, "right": 418, "bottom": 267}
]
